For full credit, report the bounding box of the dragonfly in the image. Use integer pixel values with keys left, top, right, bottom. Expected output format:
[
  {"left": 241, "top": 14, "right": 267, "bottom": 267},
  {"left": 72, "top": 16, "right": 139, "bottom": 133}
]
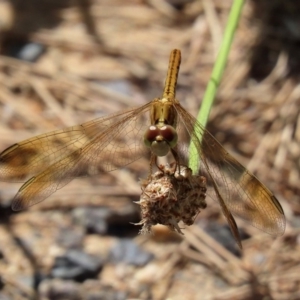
[{"left": 0, "top": 49, "right": 285, "bottom": 248}]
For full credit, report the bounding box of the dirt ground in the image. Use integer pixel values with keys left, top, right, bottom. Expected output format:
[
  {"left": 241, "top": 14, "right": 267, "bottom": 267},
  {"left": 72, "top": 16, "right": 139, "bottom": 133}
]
[{"left": 0, "top": 0, "right": 299, "bottom": 299}]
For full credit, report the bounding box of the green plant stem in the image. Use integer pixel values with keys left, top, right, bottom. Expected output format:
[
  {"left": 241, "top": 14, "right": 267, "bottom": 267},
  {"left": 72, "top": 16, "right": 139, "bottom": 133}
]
[{"left": 189, "top": 0, "right": 245, "bottom": 173}]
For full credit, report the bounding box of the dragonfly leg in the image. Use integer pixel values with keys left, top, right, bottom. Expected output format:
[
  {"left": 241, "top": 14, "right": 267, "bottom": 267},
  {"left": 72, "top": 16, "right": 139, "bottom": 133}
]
[
  {"left": 171, "top": 148, "right": 181, "bottom": 174},
  {"left": 148, "top": 153, "right": 160, "bottom": 176}
]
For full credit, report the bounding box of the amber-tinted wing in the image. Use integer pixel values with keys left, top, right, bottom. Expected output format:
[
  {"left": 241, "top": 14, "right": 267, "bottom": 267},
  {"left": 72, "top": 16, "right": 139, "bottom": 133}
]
[
  {"left": 0, "top": 103, "right": 151, "bottom": 210},
  {"left": 175, "top": 103, "right": 285, "bottom": 236}
]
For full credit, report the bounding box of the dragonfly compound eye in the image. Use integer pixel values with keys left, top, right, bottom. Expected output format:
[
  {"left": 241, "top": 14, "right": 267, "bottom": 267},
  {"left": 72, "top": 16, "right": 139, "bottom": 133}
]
[
  {"left": 144, "top": 125, "right": 178, "bottom": 157},
  {"left": 159, "top": 125, "right": 178, "bottom": 148},
  {"left": 144, "top": 126, "right": 160, "bottom": 147}
]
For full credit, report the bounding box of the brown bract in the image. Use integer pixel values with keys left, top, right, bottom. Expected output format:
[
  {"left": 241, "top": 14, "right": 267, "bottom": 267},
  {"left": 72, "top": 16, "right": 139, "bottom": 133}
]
[{"left": 136, "top": 163, "right": 207, "bottom": 235}]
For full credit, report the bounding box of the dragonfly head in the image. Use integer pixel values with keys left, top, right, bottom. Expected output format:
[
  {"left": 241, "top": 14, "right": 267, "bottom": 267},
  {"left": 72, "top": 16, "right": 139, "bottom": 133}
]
[{"left": 144, "top": 125, "right": 178, "bottom": 156}]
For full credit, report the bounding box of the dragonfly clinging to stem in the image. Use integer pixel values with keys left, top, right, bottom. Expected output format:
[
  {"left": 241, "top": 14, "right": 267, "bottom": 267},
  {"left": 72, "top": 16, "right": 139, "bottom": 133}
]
[{"left": 0, "top": 49, "right": 285, "bottom": 248}]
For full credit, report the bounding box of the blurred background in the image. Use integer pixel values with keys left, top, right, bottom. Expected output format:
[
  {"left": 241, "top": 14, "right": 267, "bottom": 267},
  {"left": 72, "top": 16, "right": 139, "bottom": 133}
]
[{"left": 0, "top": 0, "right": 299, "bottom": 299}]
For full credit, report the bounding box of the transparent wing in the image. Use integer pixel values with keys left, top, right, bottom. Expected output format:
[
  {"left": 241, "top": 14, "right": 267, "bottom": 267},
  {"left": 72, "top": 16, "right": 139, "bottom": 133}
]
[
  {"left": 175, "top": 103, "right": 285, "bottom": 236},
  {"left": 0, "top": 104, "right": 151, "bottom": 182},
  {"left": 2, "top": 103, "right": 152, "bottom": 210}
]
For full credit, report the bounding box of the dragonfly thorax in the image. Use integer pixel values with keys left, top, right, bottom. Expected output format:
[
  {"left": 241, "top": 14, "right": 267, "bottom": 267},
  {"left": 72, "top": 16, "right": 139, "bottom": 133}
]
[{"left": 144, "top": 124, "right": 178, "bottom": 156}]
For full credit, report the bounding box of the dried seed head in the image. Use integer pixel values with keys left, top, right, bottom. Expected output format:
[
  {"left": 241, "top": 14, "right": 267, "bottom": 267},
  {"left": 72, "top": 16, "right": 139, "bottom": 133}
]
[{"left": 136, "top": 163, "right": 207, "bottom": 235}]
